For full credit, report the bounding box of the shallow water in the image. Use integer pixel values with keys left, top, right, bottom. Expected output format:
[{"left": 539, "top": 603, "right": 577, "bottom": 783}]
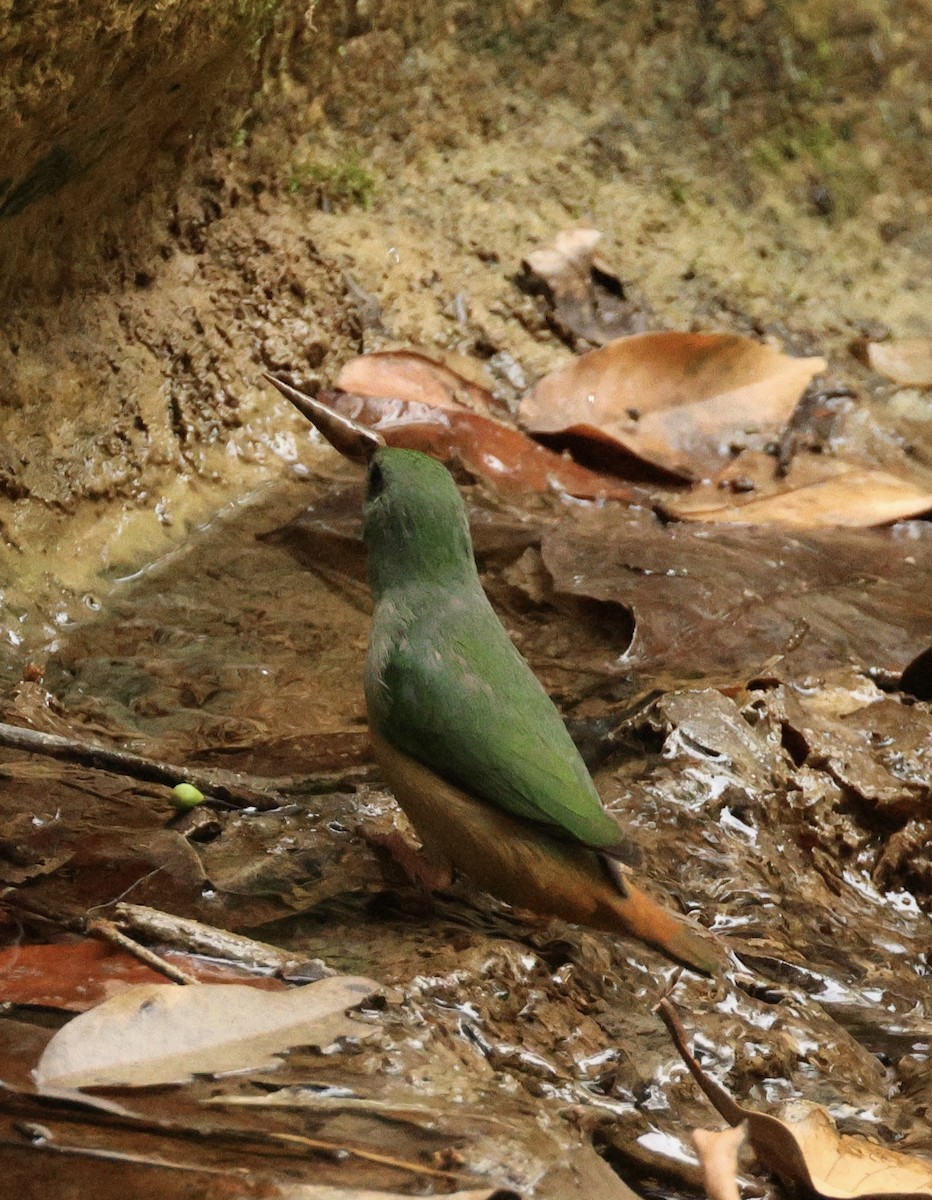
[{"left": 3, "top": 475, "right": 932, "bottom": 1194}]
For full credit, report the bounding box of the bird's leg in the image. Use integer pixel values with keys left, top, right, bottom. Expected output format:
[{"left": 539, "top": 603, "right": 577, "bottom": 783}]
[{"left": 358, "top": 822, "right": 455, "bottom": 892}]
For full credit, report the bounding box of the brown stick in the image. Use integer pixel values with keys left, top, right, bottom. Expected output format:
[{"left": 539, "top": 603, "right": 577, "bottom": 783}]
[
  {"left": 0, "top": 1088, "right": 476, "bottom": 1183},
  {"left": 0, "top": 719, "right": 368, "bottom": 809},
  {"left": 655, "top": 998, "right": 745, "bottom": 1126},
  {"left": 86, "top": 918, "right": 198, "bottom": 986},
  {"left": 1, "top": 889, "right": 197, "bottom": 986},
  {"left": 113, "top": 903, "right": 332, "bottom": 980}
]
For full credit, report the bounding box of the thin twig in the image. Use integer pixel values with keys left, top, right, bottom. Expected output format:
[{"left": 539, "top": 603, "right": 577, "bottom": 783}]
[
  {"left": 0, "top": 1134, "right": 237, "bottom": 1176},
  {"left": 261, "top": 1129, "right": 474, "bottom": 1180},
  {"left": 208, "top": 1090, "right": 513, "bottom": 1130},
  {"left": 0, "top": 719, "right": 370, "bottom": 808},
  {"left": 0, "top": 1089, "right": 475, "bottom": 1183},
  {"left": 1, "top": 889, "right": 195, "bottom": 986},
  {"left": 2, "top": 888, "right": 86, "bottom": 934},
  {"left": 113, "top": 903, "right": 332, "bottom": 980},
  {"left": 86, "top": 918, "right": 198, "bottom": 986},
  {"left": 655, "top": 998, "right": 744, "bottom": 1125}
]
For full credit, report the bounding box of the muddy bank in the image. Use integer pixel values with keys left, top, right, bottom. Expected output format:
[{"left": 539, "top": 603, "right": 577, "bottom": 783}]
[{"left": 1, "top": 0, "right": 929, "bottom": 667}]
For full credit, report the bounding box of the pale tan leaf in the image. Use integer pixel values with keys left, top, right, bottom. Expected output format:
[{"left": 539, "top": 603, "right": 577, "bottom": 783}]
[
  {"left": 520, "top": 331, "right": 825, "bottom": 479},
  {"left": 693, "top": 1124, "right": 747, "bottom": 1200},
  {"left": 660, "top": 1000, "right": 932, "bottom": 1200},
  {"left": 337, "top": 349, "right": 495, "bottom": 415},
  {"left": 35, "top": 975, "right": 379, "bottom": 1089},
  {"left": 524, "top": 227, "right": 603, "bottom": 286},
  {"left": 667, "top": 463, "right": 932, "bottom": 527},
  {"left": 866, "top": 339, "right": 932, "bottom": 388},
  {"left": 782, "top": 1101, "right": 932, "bottom": 1199}
]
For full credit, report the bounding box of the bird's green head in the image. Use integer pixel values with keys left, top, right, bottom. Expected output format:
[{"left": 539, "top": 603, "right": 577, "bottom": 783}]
[{"left": 363, "top": 448, "right": 476, "bottom": 598}]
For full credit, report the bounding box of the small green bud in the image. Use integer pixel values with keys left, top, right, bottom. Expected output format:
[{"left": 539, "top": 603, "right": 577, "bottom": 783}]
[{"left": 171, "top": 782, "right": 205, "bottom": 810}]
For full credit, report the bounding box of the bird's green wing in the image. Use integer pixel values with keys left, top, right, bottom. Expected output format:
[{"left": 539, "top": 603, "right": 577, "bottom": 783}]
[{"left": 367, "top": 595, "right": 624, "bottom": 850}]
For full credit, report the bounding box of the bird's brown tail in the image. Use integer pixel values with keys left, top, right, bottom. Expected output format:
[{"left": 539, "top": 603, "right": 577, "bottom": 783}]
[{"left": 607, "top": 874, "right": 722, "bottom": 976}]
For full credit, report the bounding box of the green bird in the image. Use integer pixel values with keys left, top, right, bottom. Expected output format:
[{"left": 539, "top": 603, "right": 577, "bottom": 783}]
[{"left": 268, "top": 376, "right": 720, "bottom": 975}]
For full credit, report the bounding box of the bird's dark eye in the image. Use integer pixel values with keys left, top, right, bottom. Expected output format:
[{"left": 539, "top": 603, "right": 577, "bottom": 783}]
[{"left": 367, "top": 460, "right": 385, "bottom": 499}]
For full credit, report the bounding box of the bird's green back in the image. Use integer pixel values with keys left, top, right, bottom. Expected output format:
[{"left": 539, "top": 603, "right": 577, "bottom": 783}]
[{"left": 363, "top": 448, "right": 625, "bottom": 852}]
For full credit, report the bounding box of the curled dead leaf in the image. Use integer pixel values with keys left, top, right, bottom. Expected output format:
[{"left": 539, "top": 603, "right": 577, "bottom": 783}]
[
  {"left": 520, "top": 331, "right": 825, "bottom": 479},
  {"left": 521, "top": 227, "right": 649, "bottom": 346},
  {"left": 865, "top": 339, "right": 932, "bottom": 388},
  {"left": 693, "top": 1123, "right": 748, "bottom": 1200},
  {"left": 660, "top": 1000, "right": 932, "bottom": 1200}
]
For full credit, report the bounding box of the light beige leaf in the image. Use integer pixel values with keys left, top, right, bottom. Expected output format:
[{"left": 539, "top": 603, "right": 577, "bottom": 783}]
[
  {"left": 780, "top": 1101, "right": 932, "bottom": 1198},
  {"left": 693, "top": 1124, "right": 747, "bottom": 1200},
  {"left": 524, "top": 227, "right": 603, "bottom": 286},
  {"left": 660, "top": 1000, "right": 932, "bottom": 1200},
  {"left": 667, "top": 463, "right": 932, "bottom": 527},
  {"left": 35, "top": 975, "right": 379, "bottom": 1090},
  {"left": 337, "top": 349, "right": 495, "bottom": 414},
  {"left": 520, "top": 331, "right": 825, "bottom": 479},
  {"left": 866, "top": 339, "right": 932, "bottom": 388}
]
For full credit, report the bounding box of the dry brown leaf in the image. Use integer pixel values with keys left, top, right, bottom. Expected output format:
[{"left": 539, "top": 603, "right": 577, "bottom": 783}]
[
  {"left": 337, "top": 350, "right": 496, "bottom": 415},
  {"left": 666, "top": 461, "right": 932, "bottom": 527},
  {"left": 35, "top": 975, "right": 379, "bottom": 1089},
  {"left": 866, "top": 339, "right": 932, "bottom": 388},
  {"left": 520, "top": 331, "right": 825, "bottom": 479},
  {"left": 323, "top": 388, "right": 635, "bottom": 500},
  {"left": 660, "top": 1000, "right": 932, "bottom": 1200},
  {"left": 522, "top": 227, "right": 649, "bottom": 345},
  {"left": 693, "top": 1124, "right": 747, "bottom": 1200}
]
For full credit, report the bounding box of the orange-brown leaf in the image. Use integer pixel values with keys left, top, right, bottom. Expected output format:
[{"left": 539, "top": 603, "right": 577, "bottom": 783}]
[
  {"left": 324, "top": 389, "right": 635, "bottom": 500},
  {"left": 521, "top": 331, "right": 825, "bottom": 479},
  {"left": 0, "top": 939, "right": 285, "bottom": 1012},
  {"left": 337, "top": 350, "right": 496, "bottom": 415}
]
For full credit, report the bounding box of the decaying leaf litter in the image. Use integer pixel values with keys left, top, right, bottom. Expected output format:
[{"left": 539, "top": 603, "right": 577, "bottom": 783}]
[
  {"left": 663, "top": 1000, "right": 932, "bottom": 1200},
  {"left": 1, "top": 221, "right": 931, "bottom": 1200}
]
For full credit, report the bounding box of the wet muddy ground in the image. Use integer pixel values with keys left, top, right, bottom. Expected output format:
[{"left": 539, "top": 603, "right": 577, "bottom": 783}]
[
  {"left": 2, "top": 455, "right": 931, "bottom": 1196},
  {"left": 1, "top": 3, "right": 930, "bottom": 1195}
]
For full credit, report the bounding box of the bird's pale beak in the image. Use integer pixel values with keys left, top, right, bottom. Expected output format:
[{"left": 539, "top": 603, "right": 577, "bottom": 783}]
[{"left": 264, "top": 373, "right": 385, "bottom": 464}]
